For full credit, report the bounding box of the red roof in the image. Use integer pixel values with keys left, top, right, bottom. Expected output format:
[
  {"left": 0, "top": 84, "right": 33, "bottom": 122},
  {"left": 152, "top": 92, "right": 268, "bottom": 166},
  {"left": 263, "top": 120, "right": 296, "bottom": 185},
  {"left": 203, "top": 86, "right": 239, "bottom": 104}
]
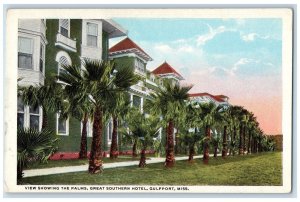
[
  {"left": 151, "top": 62, "right": 184, "bottom": 80},
  {"left": 109, "top": 37, "right": 152, "bottom": 61},
  {"left": 188, "top": 93, "right": 227, "bottom": 102},
  {"left": 215, "top": 95, "right": 229, "bottom": 99}
]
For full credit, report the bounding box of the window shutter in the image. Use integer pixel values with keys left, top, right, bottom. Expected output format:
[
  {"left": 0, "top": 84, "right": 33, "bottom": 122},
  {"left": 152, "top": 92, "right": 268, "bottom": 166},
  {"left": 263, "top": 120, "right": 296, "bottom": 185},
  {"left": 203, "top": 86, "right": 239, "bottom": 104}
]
[{"left": 60, "top": 19, "right": 69, "bottom": 29}]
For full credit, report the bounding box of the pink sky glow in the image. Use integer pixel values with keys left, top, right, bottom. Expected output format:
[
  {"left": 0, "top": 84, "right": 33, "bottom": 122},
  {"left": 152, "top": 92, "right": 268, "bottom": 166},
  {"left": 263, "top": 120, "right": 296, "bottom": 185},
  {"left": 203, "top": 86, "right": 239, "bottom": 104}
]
[{"left": 186, "top": 72, "right": 282, "bottom": 135}]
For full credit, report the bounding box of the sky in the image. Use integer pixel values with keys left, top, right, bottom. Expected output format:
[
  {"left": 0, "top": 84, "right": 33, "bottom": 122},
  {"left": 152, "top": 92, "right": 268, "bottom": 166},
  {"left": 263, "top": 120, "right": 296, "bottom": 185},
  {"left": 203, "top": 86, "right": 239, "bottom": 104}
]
[{"left": 110, "top": 18, "right": 282, "bottom": 135}]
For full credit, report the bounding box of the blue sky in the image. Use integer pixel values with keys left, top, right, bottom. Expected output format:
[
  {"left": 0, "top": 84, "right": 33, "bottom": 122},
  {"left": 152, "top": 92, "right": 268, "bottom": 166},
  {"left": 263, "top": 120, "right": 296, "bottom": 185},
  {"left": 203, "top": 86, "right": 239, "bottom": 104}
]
[
  {"left": 110, "top": 18, "right": 282, "bottom": 78},
  {"left": 109, "top": 18, "right": 283, "bottom": 134}
]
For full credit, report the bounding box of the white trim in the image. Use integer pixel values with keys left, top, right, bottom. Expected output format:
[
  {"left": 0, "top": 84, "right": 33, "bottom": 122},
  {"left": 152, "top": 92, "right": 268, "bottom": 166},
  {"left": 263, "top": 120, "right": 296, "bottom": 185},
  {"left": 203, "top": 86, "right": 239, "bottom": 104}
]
[
  {"left": 56, "top": 113, "right": 69, "bottom": 136},
  {"left": 18, "top": 28, "right": 48, "bottom": 45},
  {"left": 55, "top": 50, "right": 72, "bottom": 64},
  {"left": 109, "top": 48, "right": 152, "bottom": 62},
  {"left": 107, "top": 118, "right": 113, "bottom": 145},
  {"left": 54, "top": 41, "right": 77, "bottom": 53},
  {"left": 146, "top": 79, "right": 158, "bottom": 87},
  {"left": 157, "top": 73, "right": 183, "bottom": 81}
]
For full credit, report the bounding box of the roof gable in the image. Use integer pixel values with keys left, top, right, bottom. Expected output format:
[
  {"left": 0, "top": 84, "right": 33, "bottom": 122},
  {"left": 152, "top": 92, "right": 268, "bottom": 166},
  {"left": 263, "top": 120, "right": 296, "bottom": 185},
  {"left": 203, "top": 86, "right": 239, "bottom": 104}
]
[
  {"left": 151, "top": 62, "right": 184, "bottom": 80},
  {"left": 189, "top": 92, "right": 227, "bottom": 103},
  {"left": 109, "top": 37, "right": 152, "bottom": 61}
]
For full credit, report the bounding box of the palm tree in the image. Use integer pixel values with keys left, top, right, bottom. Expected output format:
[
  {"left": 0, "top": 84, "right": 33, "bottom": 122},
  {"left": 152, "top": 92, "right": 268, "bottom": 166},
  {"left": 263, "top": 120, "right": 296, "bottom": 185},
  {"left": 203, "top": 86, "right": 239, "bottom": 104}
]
[
  {"left": 148, "top": 82, "right": 192, "bottom": 167},
  {"left": 211, "top": 130, "right": 222, "bottom": 158},
  {"left": 199, "top": 102, "right": 217, "bottom": 164},
  {"left": 18, "top": 79, "right": 65, "bottom": 129},
  {"left": 246, "top": 113, "right": 257, "bottom": 154},
  {"left": 261, "top": 135, "right": 276, "bottom": 151},
  {"left": 125, "top": 110, "right": 160, "bottom": 167},
  {"left": 177, "top": 102, "right": 203, "bottom": 162},
  {"left": 213, "top": 105, "right": 229, "bottom": 158},
  {"left": 17, "top": 127, "right": 58, "bottom": 182},
  {"left": 120, "top": 124, "right": 139, "bottom": 157},
  {"left": 104, "top": 93, "right": 131, "bottom": 159},
  {"left": 59, "top": 59, "right": 139, "bottom": 174},
  {"left": 85, "top": 59, "right": 139, "bottom": 173},
  {"left": 228, "top": 106, "right": 242, "bottom": 156},
  {"left": 241, "top": 110, "right": 250, "bottom": 154},
  {"left": 58, "top": 64, "right": 94, "bottom": 159}
]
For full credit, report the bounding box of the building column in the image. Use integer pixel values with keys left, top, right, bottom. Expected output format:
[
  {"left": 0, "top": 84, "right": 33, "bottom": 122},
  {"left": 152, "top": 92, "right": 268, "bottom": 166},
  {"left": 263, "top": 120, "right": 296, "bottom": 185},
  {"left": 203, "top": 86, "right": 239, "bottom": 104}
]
[
  {"left": 130, "top": 93, "right": 133, "bottom": 107},
  {"left": 140, "top": 96, "right": 144, "bottom": 113}
]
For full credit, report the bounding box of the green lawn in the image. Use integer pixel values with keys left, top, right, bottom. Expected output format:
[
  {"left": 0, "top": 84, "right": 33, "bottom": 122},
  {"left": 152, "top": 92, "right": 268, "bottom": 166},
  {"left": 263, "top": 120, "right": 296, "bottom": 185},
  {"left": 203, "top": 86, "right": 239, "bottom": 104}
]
[
  {"left": 25, "top": 156, "right": 143, "bottom": 170},
  {"left": 22, "top": 152, "right": 282, "bottom": 186}
]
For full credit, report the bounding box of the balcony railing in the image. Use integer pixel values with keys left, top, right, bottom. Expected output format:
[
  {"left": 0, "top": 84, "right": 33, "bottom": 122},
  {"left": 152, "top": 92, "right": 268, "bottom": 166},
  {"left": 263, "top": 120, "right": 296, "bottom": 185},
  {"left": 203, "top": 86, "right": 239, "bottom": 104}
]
[{"left": 55, "top": 33, "right": 77, "bottom": 52}]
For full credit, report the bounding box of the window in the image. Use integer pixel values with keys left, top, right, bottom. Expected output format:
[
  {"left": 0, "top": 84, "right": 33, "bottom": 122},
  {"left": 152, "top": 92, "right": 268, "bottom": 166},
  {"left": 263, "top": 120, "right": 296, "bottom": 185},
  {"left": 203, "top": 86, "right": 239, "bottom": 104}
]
[
  {"left": 58, "top": 56, "right": 69, "bottom": 76},
  {"left": 87, "top": 23, "right": 98, "bottom": 47},
  {"left": 18, "top": 37, "right": 33, "bottom": 69},
  {"left": 132, "top": 95, "right": 141, "bottom": 108},
  {"left": 135, "top": 58, "right": 145, "bottom": 73},
  {"left": 150, "top": 75, "right": 155, "bottom": 82},
  {"left": 29, "top": 106, "right": 40, "bottom": 130},
  {"left": 17, "top": 97, "right": 41, "bottom": 130},
  {"left": 39, "top": 43, "right": 44, "bottom": 73},
  {"left": 81, "top": 119, "right": 93, "bottom": 137},
  {"left": 59, "top": 19, "right": 69, "bottom": 37},
  {"left": 17, "top": 98, "right": 25, "bottom": 127},
  {"left": 159, "top": 79, "right": 164, "bottom": 86},
  {"left": 57, "top": 113, "right": 69, "bottom": 135},
  {"left": 107, "top": 120, "right": 113, "bottom": 141}
]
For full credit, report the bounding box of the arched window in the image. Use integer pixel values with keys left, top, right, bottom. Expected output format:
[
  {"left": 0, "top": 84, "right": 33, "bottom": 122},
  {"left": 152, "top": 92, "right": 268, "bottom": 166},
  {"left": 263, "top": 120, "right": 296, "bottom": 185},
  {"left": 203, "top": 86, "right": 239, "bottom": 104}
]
[
  {"left": 55, "top": 51, "right": 71, "bottom": 136},
  {"left": 58, "top": 56, "right": 69, "bottom": 75},
  {"left": 55, "top": 51, "right": 72, "bottom": 78}
]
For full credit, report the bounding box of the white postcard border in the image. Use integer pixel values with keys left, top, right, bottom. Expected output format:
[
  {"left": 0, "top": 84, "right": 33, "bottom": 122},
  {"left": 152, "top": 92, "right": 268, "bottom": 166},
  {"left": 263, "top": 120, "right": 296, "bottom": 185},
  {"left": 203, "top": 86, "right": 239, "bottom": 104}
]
[{"left": 4, "top": 8, "right": 293, "bottom": 193}]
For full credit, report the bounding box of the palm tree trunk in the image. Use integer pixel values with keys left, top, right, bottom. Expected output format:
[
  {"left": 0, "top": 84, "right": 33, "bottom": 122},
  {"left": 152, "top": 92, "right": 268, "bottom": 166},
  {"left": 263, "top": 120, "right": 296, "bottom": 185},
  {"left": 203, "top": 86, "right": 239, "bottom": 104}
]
[
  {"left": 254, "top": 138, "right": 258, "bottom": 153},
  {"left": 132, "top": 139, "right": 138, "bottom": 157},
  {"left": 243, "top": 125, "right": 246, "bottom": 154},
  {"left": 251, "top": 137, "right": 255, "bottom": 153},
  {"left": 139, "top": 147, "right": 146, "bottom": 167},
  {"left": 258, "top": 139, "right": 262, "bottom": 152},
  {"left": 203, "top": 125, "right": 210, "bottom": 164},
  {"left": 232, "top": 126, "right": 237, "bottom": 156},
  {"left": 247, "top": 130, "right": 251, "bottom": 154},
  {"left": 239, "top": 125, "right": 244, "bottom": 155},
  {"left": 17, "top": 162, "right": 23, "bottom": 181},
  {"left": 188, "top": 144, "right": 195, "bottom": 162},
  {"left": 165, "top": 119, "right": 175, "bottom": 167},
  {"left": 175, "top": 130, "right": 179, "bottom": 155},
  {"left": 222, "top": 125, "right": 227, "bottom": 158},
  {"left": 110, "top": 116, "right": 118, "bottom": 159},
  {"left": 214, "top": 144, "right": 218, "bottom": 157},
  {"left": 79, "top": 113, "right": 88, "bottom": 159},
  {"left": 88, "top": 106, "right": 103, "bottom": 174},
  {"left": 41, "top": 110, "right": 48, "bottom": 129}
]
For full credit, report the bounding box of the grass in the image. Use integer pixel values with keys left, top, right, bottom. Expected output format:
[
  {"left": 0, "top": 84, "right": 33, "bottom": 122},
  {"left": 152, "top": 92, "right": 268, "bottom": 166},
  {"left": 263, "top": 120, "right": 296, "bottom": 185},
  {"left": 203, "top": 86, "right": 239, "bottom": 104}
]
[
  {"left": 21, "top": 152, "right": 282, "bottom": 186},
  {"left": 25, "top": 155, "right": 143, "bottom": 170}
]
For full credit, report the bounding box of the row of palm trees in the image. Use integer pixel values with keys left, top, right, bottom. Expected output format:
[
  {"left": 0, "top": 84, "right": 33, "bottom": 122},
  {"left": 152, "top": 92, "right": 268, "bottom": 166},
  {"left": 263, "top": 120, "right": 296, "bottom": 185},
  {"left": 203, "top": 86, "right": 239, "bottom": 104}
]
[{"left": 18, "top": 59, "right": 275, "bottom": 176}]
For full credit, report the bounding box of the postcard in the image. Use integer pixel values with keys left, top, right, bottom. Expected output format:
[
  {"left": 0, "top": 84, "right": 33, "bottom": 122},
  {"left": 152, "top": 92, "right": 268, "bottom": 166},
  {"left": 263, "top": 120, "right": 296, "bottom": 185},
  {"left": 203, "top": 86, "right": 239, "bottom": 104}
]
[{"left": 4, "top": 8, "right": 293, "bottom": 193}]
